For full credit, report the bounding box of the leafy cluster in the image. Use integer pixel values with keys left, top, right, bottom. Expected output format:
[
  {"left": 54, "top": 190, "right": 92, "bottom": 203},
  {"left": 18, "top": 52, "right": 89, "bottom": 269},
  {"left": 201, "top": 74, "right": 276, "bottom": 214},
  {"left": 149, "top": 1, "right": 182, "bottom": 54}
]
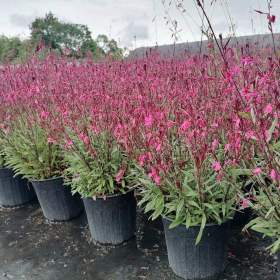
[
  {"left": 0, "top": 146, "right": 5, "bottom": 168},
  {"left": 246, "top": 186, "right": 280, "bottom": 254},
  {"left": 64, "top": 131, "right": 134, "bottom": 198},
  {"left": 3, "top": 120, "right": 64, "bottom": 180},
  {"left": 137, "top": 154, "right": 242, "bottom": 244},
  {"left": 0, "top": 12, "right": 123, "bottom": 64},
  {"left": 244, "top": 139, "right": 280, "bottom": 253}
]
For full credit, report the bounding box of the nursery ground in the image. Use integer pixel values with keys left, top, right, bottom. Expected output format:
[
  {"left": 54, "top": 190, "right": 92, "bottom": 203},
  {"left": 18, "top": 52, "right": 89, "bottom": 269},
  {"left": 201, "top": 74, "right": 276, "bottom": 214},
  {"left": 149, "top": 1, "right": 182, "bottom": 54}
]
[{"left": 0, "top": 201, "right": 278, "bottom": 280}]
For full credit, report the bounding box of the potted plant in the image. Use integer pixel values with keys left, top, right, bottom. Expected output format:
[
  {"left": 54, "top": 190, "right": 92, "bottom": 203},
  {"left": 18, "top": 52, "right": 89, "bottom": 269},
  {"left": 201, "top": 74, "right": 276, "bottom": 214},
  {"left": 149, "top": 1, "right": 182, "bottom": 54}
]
[
  {"left": 243, "top": 122, "right": 280, "bottom": 279},
  {"left": 0, "top": 139, "right": 36, "bottom": 208},
  {"left": 2, "top": 118, "right": 83, "bottom": 221},
  {"left": 64, "top": 130, "right": 136, "bottom": 245},
  {"left": 111, "top": 57, "right": 247, "bottom": 279}
]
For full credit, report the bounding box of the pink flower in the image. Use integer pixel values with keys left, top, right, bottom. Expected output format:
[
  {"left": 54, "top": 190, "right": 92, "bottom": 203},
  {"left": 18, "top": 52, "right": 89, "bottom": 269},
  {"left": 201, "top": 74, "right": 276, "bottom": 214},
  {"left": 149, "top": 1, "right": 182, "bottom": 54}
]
[
  {"left": 144, "top": 114, "right": 153, "bottom": 127},
  {"left": 47, "top": 137, "right": 56, "bottom": 144},
  {"left": 211, "top": 139, "right": 219, "bottom": 151},
  {"left": 253, "top": 168, "right": 262, "bottom": 176},
  {"left": 138, "top": 154, "right": 146, "bottom": 167},
  {"left": 65, "top": 139, "right": 73, "bottom": 148},
  {"left": 155, "top": 142, "right": 161, "bottom": 152},
  {"left": 115, "top": 168, "right": 125, "bottom": 183},
  {"left": 270, "top": 169, "right": 277, "bottom": 181},
  {"left": 149, "top": 167, "right": 161, "bottom": 185},
  {"left": 40, "top": 111, "right": 50, "bottom": 120},
  {"left": 79, "top": 133, "right": 90, "bottom": 145},
  {"left": 245, "top": 131, "right": 256, "bottom": 140},
  {"left": 267, "top": 14, "right": 276, "bottom": 23},
  {"left": 264, "top": 104, "right": 273, "bottom": 114},
  {"left": 224, "top": 144, "right": 230, "bottom": 152},
  {"left": 212, "top": 161, "right": 222, "bottom": 172},
  {"left": 153, "top": 175, "right": 161, "bottom": 185},
  {"left": 180, "top": 120, "right": 191, "bottom": 132},
  {"left": 241, "top": 198, "right": 250, "bottom": 209}
]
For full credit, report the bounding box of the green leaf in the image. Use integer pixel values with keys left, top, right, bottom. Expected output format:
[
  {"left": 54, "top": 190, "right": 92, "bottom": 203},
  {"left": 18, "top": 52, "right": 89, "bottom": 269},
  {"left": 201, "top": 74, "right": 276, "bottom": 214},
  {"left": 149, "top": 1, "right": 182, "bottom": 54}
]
[{"left": 195, "top": 214, "right": 206, "bottom": 245}]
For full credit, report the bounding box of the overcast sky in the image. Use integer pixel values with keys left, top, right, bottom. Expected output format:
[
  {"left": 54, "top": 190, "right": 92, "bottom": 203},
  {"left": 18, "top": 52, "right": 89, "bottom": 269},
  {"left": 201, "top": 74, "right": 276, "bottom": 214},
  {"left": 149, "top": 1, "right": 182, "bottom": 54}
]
[{"left": 0, "top": 0, "right": 280, "bottom": 49}]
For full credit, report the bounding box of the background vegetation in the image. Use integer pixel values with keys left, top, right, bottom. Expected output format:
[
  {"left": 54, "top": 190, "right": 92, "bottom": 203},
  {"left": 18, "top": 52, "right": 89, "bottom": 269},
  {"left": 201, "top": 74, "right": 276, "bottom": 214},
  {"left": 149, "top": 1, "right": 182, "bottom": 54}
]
[{"left": 0, "top": 12, "right": 124, "bottom": 63}]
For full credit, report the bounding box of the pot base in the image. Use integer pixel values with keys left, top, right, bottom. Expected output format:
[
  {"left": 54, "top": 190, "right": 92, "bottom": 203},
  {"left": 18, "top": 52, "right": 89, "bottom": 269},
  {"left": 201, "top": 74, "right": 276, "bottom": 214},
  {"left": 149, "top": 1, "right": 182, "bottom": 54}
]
[
  {"left": 162, "top": 217, "right": 229, "bottom": 280},
  {"left": 83, "top": 190, "right": 136, "bottom": 245},
  {"left": 32, "top": 177, "right": 84, "bottom": 222},
  {"left": 0, "top": 168, "right": 36, "bottom": 208}
]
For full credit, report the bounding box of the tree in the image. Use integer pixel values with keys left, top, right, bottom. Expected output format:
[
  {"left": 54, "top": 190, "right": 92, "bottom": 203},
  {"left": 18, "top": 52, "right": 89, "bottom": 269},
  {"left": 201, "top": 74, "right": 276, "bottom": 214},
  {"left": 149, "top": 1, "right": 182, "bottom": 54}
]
[
  {"left": 0, "top": 36, "right": 31, "bottom": 63},
  {"left": 96, "top": 34, "right": 123, "bottom": 59},
  {"left": 30, "top": 12, "right": 95, "bottom": 58}
]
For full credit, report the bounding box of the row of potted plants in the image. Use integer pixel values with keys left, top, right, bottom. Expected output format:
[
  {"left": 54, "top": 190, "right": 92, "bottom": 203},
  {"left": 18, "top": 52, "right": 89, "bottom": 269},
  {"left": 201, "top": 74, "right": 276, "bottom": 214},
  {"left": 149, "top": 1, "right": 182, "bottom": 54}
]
[{"left": 0, "top": 50, "right": 279, "bottom": 280}]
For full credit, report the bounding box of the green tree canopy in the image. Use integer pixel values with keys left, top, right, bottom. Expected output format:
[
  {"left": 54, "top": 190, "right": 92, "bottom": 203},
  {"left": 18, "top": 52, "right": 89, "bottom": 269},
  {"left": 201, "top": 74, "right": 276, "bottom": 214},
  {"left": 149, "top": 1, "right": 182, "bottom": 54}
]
[{"left": 0, "top": 12, "right": 124, "bottom": 63}]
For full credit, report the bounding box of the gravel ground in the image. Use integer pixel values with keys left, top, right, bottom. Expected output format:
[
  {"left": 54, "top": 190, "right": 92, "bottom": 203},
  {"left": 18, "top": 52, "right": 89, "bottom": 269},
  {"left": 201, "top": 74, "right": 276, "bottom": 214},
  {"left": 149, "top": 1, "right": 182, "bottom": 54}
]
[{"left": 0, "top": 201, "right": 278, "bottom": 280}]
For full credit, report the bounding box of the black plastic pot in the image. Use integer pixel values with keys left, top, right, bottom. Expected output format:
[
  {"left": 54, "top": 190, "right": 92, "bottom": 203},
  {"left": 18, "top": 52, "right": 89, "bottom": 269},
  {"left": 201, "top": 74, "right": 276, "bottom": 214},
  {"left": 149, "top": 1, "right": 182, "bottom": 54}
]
[
  {"left": 0, "top": 168, "right": 36, "bottom": 207},
  {"left": 278, "top": 252, "right": 280, "bottom": 280},
  {"left": 31, "top": 177, "right": 83, "bottom": 222},
  {"left": 83, "top": 190, "right": 136, "bottom": 245},
  {"left": 162, "top": 217, "right": 229, "bottom": 280}
]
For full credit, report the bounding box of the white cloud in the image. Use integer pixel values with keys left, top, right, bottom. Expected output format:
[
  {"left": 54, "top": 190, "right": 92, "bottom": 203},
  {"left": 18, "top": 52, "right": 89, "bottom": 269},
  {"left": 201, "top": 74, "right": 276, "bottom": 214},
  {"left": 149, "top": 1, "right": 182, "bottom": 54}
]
[{"left": 0, "top": 0, "right": 279, "bottom": 48}]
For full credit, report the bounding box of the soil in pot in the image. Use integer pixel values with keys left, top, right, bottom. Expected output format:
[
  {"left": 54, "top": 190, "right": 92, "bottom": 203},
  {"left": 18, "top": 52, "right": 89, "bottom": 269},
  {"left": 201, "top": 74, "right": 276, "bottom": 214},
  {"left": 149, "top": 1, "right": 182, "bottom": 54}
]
[
  {"left": 31, "top": 177, "right": 83, "bottom": 222},
  {"left": 162, "top": 217, "right": 229, "bottom": 280},
  {"left": 0, "top": 168, "right": 36, "bottom": 208},
  {"left": 83, "top": 190, "right": 136, "bottom": 245}
]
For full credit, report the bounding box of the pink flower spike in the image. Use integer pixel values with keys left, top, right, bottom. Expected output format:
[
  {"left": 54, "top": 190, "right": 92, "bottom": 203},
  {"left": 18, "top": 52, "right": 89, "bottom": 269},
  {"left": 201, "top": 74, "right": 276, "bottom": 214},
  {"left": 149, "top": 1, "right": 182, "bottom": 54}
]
[
  {"left": 241, "top": 198, "right": 250, "bottom": 209},
  {"left": 115, "top": 168, "right": 125, "bottom": 183},
  {"left": 270, "top": 169, "right": 277, "bottom": 181},
  {"left": 212, "top": 161, "right": 222, "bottom": 172},
  {"left": 154, "top": 175, "right": 161, "bottom": 185},
  {"left": 144, "top": 114, "right": 153, "bottom": 127},
  {"left": 138, "top": 154, "right": 146, "bottom": 167},
  {"left": 180, "top": 120, "right": 191, "bottom": 132},
  {"left": 156, "top": 143, "right": 161, "bottom": 152},
  {"left": 211, "top": 139, "right": 219, "bottom": 151},
  {"left": 47, "top": 137, "right": 56, "bottom": 144},
  {"left": 264, "top": 104, "right": 273, "bottom": 114},
  {"left": 267, "top": 14, "right": 276, "bottom": 23},
  {"left": 253, "top": 168, "right": 262, "bottom": 176},
  {"left": 224, "top": 144, "right": 230, "bottom": 152}
]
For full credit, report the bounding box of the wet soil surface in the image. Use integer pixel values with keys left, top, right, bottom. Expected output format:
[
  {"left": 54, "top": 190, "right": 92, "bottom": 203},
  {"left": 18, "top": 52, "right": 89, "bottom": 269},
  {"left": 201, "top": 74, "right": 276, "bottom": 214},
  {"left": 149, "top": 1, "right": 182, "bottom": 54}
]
[{"left": 0, "top": 202, "right": 278, "bottom": 280}]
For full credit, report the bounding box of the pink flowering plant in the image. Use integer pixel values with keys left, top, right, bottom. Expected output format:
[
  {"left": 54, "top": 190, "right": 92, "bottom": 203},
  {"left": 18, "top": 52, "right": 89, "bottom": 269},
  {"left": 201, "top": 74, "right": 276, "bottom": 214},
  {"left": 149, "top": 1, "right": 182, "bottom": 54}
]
[
  {"left": 0, "top": 46, "right": 279, "bottom": 246},
  {"left": 1, "top": 117, "right": 64, "bottom": 180},
  {"left": 63, "top": 130, "right": 134, "bottom": 198},
  {"left": 111, "top": 56, "right": 246, "bottom": 244},
  {"left": 0, "top": 57, "right": 65, "bottom": 180}
]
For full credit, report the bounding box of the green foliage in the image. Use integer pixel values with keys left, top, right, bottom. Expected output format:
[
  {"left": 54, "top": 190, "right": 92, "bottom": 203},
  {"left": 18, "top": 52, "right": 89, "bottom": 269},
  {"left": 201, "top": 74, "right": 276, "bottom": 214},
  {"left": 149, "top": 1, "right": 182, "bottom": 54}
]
[
  {"left": 0, "top": 36, "right": 31, "bottom": 64},
  {"left": 64, "top": 131, "right": 134, "bottom": 198},
  {"left": 245, "top": 183, "right": 280, "bottom": 254},
  {"left": 0, "top": 12, "right": 124, "bottom": 64},
  {"left": 96, "top": 34, "right": 124, "bottom": 60},
  {"left": 242, "top": 138, "right": 280, "bottom": 254},
  {"left": 30, "top": 12, "right": 94, "bottom": 58},
  {"left": 30, "top": 13, "right": 123, "bottom": 60},
  {"left": 0, "top": 148, "right": 5, "bottom": 168},
  {"left": 137, "top": 157, "right": 241, "bottom": 244},
  {"left": 2, "top": 120, "right": 64, "bottom": 180}
]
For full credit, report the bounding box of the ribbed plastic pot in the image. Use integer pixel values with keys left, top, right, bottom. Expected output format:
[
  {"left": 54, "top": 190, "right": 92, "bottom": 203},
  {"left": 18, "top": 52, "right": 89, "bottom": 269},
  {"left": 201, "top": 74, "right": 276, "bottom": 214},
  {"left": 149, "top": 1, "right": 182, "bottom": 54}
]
[
  {"left": 31, "top": 177, "right": 83, "bottom": 222},
  {"left": 162, "top": 217, "right": 229, "bottom": 280},
  {"left": 0, "top": 167, "right": 36, "bottom": 208},
  {"left": 277, "top": 253, "right": 280, "bottom": 280},
  {"left": 83, "top": 190, "right": 136, "bottom": 245}
]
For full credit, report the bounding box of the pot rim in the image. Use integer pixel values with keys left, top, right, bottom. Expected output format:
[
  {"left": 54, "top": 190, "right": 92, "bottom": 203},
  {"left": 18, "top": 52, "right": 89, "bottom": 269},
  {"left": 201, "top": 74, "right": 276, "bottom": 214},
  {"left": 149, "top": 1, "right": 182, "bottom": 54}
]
[
  {"left": 83, "top": 187, "right": 135, "bottom": 200},
  {"left": 0, "top": 167, "right": 11, "bottom": 171},
  {"left": 162, "top": 215, "right": 230, "bottom": 228},
  {"left": 30, "top": 176, "right": 63, "bottom": 183}
]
